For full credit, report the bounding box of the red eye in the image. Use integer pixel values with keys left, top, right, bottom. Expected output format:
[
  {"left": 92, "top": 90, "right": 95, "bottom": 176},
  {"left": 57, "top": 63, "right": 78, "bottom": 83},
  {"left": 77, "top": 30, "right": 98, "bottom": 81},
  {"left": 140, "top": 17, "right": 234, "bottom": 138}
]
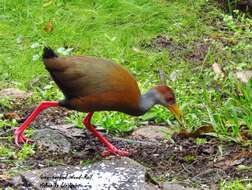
[
  {"left": 166, "top": 97, "right": 172, "bottom": 102},
  {"left": 166, "top": 96, "right": 175, "bottom": 104}
]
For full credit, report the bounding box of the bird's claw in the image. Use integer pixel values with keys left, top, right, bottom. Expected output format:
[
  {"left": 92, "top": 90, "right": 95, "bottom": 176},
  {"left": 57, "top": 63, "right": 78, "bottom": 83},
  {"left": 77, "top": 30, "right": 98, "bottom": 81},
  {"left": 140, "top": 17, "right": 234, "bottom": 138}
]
[
  {"left": 101, "top": 147, "right": 129, "bottom": 157},
  {"left": 14, "top": 130, "right": 33, "bottom": 147}
]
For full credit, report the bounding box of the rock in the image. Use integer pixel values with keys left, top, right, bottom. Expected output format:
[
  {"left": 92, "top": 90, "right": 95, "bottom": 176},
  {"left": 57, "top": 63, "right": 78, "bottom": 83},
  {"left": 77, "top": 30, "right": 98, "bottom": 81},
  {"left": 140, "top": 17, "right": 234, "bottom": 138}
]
[
  {"left": 236, "top": 70, "right": 252, "bottom": 83},
  {"left": 12, "top": 157, "right": 160, "bottom": 190},
  {"left": 49, "top": 124, "right": 85, "bottom": 139},
  {"left": 33, "top": 129, "right": 71, "bottom": 153},
  {"left": 131, "top": 125, "right": 170, "bottom": 141},
  {"left": 163, "top": 182, "right": 199, "bottom": 190},
  {"left": 0, "top": 88, "right": 32, "bottom": 99}
]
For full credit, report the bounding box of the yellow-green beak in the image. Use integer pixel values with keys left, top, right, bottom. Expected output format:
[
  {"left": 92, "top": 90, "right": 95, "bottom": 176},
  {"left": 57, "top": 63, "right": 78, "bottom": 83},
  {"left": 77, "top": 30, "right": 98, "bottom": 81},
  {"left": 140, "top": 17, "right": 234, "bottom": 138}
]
[{"left": 168, "top": 104, "right": 183, "bottom": 123}]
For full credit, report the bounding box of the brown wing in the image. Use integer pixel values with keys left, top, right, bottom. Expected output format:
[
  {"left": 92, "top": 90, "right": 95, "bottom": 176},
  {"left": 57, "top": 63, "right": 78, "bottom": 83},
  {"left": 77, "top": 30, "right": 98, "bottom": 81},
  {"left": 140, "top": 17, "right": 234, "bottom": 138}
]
[{"left": 43, "top": 56, "right": 141, "bottom": 114}]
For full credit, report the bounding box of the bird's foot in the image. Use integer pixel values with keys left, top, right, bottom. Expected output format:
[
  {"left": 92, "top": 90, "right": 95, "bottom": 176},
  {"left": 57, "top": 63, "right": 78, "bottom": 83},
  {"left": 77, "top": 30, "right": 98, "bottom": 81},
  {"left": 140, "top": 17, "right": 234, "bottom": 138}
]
[
  {"left": 14, "top": 129, "right": 33, "bottom": 147},
  {"left": 101, "top": 147, "right": 129, "bottom": 157}
]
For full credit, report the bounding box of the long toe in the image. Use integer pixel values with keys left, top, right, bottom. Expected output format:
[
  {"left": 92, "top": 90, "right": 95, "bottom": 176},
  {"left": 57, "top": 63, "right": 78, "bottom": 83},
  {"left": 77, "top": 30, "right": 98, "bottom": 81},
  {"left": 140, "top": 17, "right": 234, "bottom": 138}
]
[
  {"left": 14, "top": 131, "right": 33, "bottom": 147},
  {"left": 20, "top": 134, "right": 33, "bottom": 144}
]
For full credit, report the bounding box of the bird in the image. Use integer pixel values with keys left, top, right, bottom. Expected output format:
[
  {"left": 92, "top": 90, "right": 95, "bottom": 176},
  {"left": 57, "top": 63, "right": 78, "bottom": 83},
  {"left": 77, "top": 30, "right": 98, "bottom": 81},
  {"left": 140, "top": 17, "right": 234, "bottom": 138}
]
[{"left": 14, "top": 47, "right": 182, "bottom": 156}]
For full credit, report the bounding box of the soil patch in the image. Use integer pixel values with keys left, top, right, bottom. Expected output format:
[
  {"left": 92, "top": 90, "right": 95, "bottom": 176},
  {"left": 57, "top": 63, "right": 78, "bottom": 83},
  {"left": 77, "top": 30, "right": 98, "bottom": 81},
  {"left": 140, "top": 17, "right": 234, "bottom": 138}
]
[{"left": 1, "top": 106, "right": 252, "bottom": 188}]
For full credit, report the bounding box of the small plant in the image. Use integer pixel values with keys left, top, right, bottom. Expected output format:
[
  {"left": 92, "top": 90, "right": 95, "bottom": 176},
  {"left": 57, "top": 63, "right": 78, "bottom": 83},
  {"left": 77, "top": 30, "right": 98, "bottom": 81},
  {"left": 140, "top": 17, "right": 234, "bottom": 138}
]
[
  {"left": 32, "top": 81, "right": 64, "bottom": 101},
  {"left": 195, "top": 138, "right": 207, "bottom": 145},
  {"left": 65, "top": 112, "right": 85, "bottom": 129},
  {"left": 80, "top": 159, "right": 94, "bottom": 166},
  {"left": 17, "top": 143, "right": 35, "bottom": 160},
  {"left": 0, "top": 97, "right": 12, "bottom": 110},
  {"left": 0, "top": 146, "right": 15, "bottom": 159},
  {"left": 66, "top": 111, "right": 135, "bottom": 134},
  {"left": 220, "top": 179, "right": 252, "bottom": 190}
]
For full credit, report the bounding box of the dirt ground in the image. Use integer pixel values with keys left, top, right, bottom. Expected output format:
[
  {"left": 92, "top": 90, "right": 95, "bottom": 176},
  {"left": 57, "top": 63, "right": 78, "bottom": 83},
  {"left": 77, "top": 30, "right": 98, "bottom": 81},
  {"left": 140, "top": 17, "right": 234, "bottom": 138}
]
[{"left": 1, "top": 106, "right": 252, "bottom": 189}]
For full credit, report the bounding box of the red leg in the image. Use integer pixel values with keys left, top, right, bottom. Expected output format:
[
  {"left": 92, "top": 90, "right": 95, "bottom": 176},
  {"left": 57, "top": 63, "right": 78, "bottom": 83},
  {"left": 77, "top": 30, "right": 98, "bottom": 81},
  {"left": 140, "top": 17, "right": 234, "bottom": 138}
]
[
  {"left": 14, "top": 101, "right": 59, "bottom": 147},
  {"left": 83, "top": 112, "right": 129, "bottom": 157}
]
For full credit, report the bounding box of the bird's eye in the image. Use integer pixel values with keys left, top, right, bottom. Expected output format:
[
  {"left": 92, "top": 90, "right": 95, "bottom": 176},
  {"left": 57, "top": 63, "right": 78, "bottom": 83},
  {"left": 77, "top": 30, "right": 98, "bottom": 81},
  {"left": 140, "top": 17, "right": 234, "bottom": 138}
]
[{"left": 165, "top": 96, "right": 175, "bottom": 104}]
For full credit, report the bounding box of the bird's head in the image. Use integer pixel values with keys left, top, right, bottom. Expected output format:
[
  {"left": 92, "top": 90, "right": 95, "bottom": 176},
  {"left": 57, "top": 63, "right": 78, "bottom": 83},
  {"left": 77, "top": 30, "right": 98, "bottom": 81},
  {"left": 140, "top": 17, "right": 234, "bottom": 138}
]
[{"left": 153, "top": 85, "right": 182, "bottom": 122}]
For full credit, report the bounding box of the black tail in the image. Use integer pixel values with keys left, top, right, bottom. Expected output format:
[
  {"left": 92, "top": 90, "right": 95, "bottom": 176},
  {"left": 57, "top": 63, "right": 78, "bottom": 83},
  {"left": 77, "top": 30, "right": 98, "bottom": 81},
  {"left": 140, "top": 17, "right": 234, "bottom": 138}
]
[{"left": 42, "top": 47, "right": 58, "bottom": 59}]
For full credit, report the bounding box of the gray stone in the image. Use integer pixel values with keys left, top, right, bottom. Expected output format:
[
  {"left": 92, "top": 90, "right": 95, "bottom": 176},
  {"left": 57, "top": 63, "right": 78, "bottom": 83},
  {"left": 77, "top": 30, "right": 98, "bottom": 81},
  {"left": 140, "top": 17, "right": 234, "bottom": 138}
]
[
  {"left": 33, "top": 128, "right": 71, "bottom": 153},
  {"left": 131, "top": 125, "right": 170, "bottom": 141},
  {"left": 49, "top": 124, "right": 85, "bottom": 139},
  {"left": 163, "top": 182, "right": 199, "bottom": 190},
  {"left": 0, "top": 88, "right": 32, "bottom": 99},
  {"left": 12, "top": 157, "right": 159, "bottom": 190}
]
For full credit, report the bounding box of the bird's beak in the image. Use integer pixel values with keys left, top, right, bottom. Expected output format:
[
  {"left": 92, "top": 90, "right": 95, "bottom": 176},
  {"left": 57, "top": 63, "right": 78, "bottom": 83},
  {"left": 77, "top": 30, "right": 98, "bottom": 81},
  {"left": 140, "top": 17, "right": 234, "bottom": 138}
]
[{"left": 167, "top": 104, "right": 183, "bottom": 124}]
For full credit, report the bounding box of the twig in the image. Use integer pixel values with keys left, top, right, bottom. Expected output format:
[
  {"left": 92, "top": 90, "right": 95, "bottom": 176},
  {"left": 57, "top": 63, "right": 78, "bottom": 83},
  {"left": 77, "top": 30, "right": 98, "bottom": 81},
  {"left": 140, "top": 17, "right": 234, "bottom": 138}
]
[
  {"left": 158, "top": 69, "right": 166, "bottom": 85},
  {"left": 111, "top": 137, "right": 161, "bottom": 146},
  {"left": 0, "top": 137, "right": 10, "bottom": 140}
]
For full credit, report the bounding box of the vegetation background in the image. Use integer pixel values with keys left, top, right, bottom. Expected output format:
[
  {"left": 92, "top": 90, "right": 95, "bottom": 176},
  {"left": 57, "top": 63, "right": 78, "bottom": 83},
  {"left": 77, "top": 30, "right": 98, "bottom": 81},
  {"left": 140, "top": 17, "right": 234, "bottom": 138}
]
[{"left": 0, "top": 0, "right": 252, "bottom": 189}]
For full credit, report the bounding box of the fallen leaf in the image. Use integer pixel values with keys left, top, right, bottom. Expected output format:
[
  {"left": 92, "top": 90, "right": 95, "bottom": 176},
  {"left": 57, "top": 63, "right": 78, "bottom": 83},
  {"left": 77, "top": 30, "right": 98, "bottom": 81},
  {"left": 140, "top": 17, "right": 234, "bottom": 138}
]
[
  {"left": 3, "top": 112, "right": 21, "bottom": 121},
  {"left": 16, "top": 35, "right": 23, "bottom": 44},
  {"left": 240, "top": 130, "right": 252, "bottom": 141},
  {"left": 215, "top": 150, "right": 252, "bottom": 170},
  {"left": 44, "top": 20, "right": 53, "bottom": 33},
  {"left": 30, "top": 42, "right": 40, "bottom": 49},
  {"left": 236, "top": 164, "right": 252, "bottom": 171},
  {"left": 32, "top": 54, "right": 40, "bottom": 61},
  {"left": 214, "top": 158, "right": 245, "bottom": 170},
  {"left": 191, "top": 125, "right": 214, "bottom": 138},
  {"left": 169, "top": 71, "right": 177, "bottom": 81},
  {"left": 132, "top": 47, "right": 141, "bottom": 53},
  {"left": 233, "top": 150, "right": 252, "bottom": 160},
  {"left": 212, "top": 62, "right": 224, "bottom": 77},
  {"left": 57, "top": 47, "right": 74, "bottom": 56},
  {"left": 236, "top": 70, "right": 252, "bottom": 83},
  {"left": 43, "top": 0, "right": 53, "bottom": 7},
  {"left": 176, "top": 125, "right": 214, "bottom": 138}
]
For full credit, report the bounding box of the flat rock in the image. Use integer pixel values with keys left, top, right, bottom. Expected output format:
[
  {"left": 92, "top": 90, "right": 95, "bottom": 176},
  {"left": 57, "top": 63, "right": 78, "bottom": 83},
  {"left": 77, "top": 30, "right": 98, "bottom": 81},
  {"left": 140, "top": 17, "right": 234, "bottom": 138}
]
[
  {"left": 49, "top": 124, "right": 85, "bottom": 139},
  {"left": 131, "top": 125, "right": 170, "bottom": 141},
  {"left": 0, "top": 88, "right": 32, "bottom": 99},
  {"left": 163, "top": 182, "right": 199, "bottom": 190},
  {"left": 33, "top": 128, "right": 71, "bottom": 153},
  {"left": 12, "top": 157, "right": 159, "bottom": 190}
]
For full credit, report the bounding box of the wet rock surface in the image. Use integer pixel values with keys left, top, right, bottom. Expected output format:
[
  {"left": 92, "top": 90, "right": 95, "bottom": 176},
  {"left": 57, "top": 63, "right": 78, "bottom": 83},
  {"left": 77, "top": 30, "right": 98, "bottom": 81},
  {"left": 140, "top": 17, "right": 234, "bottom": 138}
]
[{"left": 12, "top": 157, "right": 159, "bottom": 190}]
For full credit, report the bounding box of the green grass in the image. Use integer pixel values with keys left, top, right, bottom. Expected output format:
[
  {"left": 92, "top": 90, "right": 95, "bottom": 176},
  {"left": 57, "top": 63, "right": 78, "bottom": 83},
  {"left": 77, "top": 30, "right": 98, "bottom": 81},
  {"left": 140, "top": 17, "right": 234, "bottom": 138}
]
[
  {"left": 220, "top": 179, "right": 252, "bottom": 190},
  {"left": 1, "top": 0, "right": 252, "bottom": 188},
  {"left": 1, "top": 0, "right": 252, "bottom": 138}
]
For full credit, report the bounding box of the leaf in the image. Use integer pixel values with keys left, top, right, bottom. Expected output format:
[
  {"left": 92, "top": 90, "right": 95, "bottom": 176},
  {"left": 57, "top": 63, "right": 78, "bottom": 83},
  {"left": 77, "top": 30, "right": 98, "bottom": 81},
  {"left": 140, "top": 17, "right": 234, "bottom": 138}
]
[
  {"left": 169, "top": 71, "right": 177, "bottom": 81},
  {"left": 176, "top": 125, "right": 214, "bottom": 138},
  {"left": 43, "top": 0, "right": 53, "bottom": 7},
  {"left": 236, "top": 70, "right": 252, "bottom": 84},
  {"left": 44, "top": 20, "right": 53, "bottom": 33},
  {"left": 190, "top": 125, "right": 214, "bottom": 138},
  {"left": 3, "top": 112, "right": 21, "bottom": 121},
  {"left": 215, "top": 151, "right": 252, "bottom": 170},
  {"left": 212, "top": 62, "right": 224, "bottom": 77}
]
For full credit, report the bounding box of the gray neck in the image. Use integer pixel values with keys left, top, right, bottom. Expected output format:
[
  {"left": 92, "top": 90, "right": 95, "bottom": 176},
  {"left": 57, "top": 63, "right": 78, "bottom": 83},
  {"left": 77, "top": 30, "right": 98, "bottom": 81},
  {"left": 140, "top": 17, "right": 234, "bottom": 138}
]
[{"left": 138, "top": 89, "right": 158, "bottom": 114}]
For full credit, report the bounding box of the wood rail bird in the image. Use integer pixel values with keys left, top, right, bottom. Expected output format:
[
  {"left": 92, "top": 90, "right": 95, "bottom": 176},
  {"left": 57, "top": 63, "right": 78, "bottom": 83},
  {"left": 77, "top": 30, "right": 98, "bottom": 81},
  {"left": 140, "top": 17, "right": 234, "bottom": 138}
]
[{"left": 14, "top": 47, "right": 182, "bottom": 156}]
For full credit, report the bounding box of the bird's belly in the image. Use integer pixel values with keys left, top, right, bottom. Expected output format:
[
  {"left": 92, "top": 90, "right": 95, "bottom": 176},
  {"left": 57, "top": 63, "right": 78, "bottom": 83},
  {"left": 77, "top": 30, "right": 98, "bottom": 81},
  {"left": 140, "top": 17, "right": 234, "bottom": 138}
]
[{"left": 62, "top": 91, "right": 140, "bottom": 115}]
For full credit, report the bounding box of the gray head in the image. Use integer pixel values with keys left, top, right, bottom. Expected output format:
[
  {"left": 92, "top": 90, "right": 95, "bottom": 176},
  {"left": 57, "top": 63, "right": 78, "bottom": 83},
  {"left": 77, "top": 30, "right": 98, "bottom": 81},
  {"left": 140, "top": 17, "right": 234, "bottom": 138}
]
[{"left": 139, "top": 85, "right": 182, "bottom": 120}]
